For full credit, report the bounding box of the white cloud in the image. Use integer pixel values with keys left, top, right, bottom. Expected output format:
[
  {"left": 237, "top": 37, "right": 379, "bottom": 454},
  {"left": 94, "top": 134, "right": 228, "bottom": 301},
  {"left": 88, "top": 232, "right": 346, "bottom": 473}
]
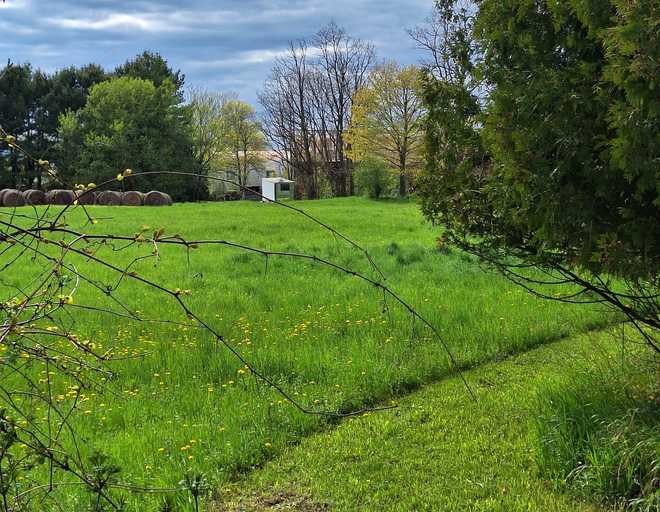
[
  {"left": 2, "top": 0, "right": 432, "bottom": 105},
  {"left": 48, "top": 13, "right": 171, "bottom": 32},
  {"left": 0, "top": 0, "right": 30, "bottom": 9},
  {"left": 190, "top": 46, "right": 323, "bottom": 70},
  {"left": 45, "top": 4, "right": 324, "bottom": 34},
  {"left": 190, "top": 49, "right": 292, "bottom": 70},
  {"left": 0, "top": 19, "right": 37, "bottom": 35}
]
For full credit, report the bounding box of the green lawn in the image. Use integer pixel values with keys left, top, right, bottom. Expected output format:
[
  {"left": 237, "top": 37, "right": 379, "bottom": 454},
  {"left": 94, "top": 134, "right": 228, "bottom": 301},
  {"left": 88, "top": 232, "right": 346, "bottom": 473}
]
[
  {"left": 1, "top": 198, "right": 612, "bottom": 510},
  {"left": 218, "top": 329, "right": 621, "bottom": 512}
]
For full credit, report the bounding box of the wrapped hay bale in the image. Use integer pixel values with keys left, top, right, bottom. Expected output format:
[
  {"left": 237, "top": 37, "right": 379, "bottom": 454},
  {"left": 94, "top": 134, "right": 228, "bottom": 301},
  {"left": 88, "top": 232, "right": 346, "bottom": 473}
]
[
  {"left": 74, "top": 189, "right": 96, "bottom": 205},
  {"left": 23, "top": 189, "right": 47, "bottom": 205},
  {"left": 121, "top": 191, "right": 144, "bottom": 206},
  {"left": 0, "top": 190, "right": 7, "bottom": 205},
  {"left": 1, "top": 189, "right": 25, "bottom": 207},
  {"left": 46, "top": 189, "right": 75, "bottom": 205},
  {"left": 144, "top": 191, "right": 173, "bottom": 206},
  {"left": 96, "top": 190, "right": 122, "bottom": 206}
]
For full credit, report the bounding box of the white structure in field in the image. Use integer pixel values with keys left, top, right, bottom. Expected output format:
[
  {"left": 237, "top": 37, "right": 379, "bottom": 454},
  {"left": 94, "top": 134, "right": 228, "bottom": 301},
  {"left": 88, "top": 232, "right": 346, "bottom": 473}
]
[{"left": 261, "top": 177, "right": 295, "bottom": 202}]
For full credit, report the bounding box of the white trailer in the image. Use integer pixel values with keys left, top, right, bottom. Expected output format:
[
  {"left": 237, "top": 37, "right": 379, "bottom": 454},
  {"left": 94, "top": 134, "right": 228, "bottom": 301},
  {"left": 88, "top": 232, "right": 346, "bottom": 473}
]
[{"left": 261, "top": 177, "right": 295, "bottom": 202}]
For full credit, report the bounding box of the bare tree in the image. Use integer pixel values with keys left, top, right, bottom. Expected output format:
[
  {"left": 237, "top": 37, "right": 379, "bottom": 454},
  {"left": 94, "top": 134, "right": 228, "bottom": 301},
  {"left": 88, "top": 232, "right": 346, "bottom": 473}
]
[
  {"left": 260, "top": 40, "right": 319, "bottom": 199},
  {"left": 260, "top": 24, "right": 375, "bottom": 198},
  {"left": 408, "top": 0, "right": 481, "bottom": 93},
  {"left": 314, "top": 22, "right": 375, "bottom": 196}
]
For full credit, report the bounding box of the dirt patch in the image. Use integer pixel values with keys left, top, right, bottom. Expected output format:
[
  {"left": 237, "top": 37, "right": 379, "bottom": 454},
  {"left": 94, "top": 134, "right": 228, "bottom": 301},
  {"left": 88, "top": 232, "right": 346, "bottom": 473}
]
[{"left": 213, "top": 489, "right": 331, "bottom": 512}]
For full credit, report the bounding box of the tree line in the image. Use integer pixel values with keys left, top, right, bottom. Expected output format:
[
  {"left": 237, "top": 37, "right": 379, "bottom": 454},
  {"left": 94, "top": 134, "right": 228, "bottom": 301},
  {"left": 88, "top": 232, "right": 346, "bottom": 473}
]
[
  {"left": 1, "top": 25, "right": 428, "bottom": 202},
  {"left": 259, "top": 22, "right": 425, "bottom": 199},
  {"left": 0, "top": 51, "right": 267, "bottom": 201}
]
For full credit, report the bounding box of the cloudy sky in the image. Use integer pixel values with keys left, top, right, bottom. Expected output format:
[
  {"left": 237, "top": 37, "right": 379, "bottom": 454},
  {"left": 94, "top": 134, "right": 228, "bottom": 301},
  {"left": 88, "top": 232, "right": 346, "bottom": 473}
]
[{"left": 1, "top": 0, "right": 434, "bottom": 105}]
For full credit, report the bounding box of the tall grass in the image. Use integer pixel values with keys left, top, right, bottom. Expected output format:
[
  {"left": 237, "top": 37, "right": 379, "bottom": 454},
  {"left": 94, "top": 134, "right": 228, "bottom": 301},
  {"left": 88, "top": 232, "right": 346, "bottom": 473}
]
[
  {"left": 1, "top": 198, "right": 613, "bottom": 509},
  {"left": 535, "top": 329, "right": 659, "bottom": 510}
]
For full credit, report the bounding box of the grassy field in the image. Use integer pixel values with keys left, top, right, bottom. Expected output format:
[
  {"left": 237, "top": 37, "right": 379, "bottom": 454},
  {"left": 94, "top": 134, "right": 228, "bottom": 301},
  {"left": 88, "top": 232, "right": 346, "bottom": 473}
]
[
  {"left": 1, "top": 197, "right": 612, "bottom": 510},
  {"left": 217, "top": 329, "right": 626, "bottom": 512}
]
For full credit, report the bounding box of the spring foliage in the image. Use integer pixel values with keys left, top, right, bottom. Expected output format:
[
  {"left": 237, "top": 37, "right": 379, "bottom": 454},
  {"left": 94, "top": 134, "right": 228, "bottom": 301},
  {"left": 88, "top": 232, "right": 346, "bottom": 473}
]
[
  {"left": 57, "top": 77, "right": 196, "bottom": 199},
  {"left": 346, "top": 63, "right": 425, "bottom": 197}
]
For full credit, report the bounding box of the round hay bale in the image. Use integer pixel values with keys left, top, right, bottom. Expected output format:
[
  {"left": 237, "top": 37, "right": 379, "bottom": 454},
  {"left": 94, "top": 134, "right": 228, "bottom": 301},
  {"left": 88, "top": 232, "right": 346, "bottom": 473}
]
[
  {"left": 74, "top": 189, "right": 96, "bottom": 205},
  {"left": 96, "top": 190, "right": 122, "bottom": 206},
  {"left": 1, "top": 189, "right": 25, "bottom": 207},
  {"left": 121, "top": 191, "right": 144, "bottom": 206},
  {"left": 144, "top": 191, "right": 173, "bottom": 206},
  {"left": 46, "top": 189, "right": 75, "bottom": 206},
  {"left": 0, "top": 190, "right": 7, "bottom": 205},
  {"left": 23, "top": 189, "right": 47, "bottom": 205}
]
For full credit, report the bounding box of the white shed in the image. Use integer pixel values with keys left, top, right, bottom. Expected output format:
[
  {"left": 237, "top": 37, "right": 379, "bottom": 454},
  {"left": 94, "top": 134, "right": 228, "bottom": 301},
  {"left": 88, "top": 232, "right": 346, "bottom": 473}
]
[{"left": 261, "top": 177, "right": 295, "bottom": 202}]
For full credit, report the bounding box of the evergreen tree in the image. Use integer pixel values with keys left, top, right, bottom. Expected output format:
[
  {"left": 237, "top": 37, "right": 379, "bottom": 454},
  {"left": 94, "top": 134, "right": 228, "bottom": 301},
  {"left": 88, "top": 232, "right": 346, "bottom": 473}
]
[{"left": 419, "top": 0, "right": 659, "bottom": 349}]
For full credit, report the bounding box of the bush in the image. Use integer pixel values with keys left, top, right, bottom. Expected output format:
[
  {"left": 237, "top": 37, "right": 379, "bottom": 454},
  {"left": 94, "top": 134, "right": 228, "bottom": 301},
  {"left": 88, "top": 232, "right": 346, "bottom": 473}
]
[
  {"left": 535, "top": 344, "right": 659, "bottom": 510},
  {"left": 355, "top": 157, "right": 394, "bottom": 199}
]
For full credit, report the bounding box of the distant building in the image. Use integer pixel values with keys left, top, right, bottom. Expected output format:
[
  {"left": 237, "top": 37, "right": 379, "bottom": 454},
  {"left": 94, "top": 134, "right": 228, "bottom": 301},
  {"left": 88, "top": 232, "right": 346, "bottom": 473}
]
[
  {"left": 261, "top": 177, "right": 295, "bottom": 202},
  {"left": 210, "top": 150, "right": 289, "bottom": 200}
]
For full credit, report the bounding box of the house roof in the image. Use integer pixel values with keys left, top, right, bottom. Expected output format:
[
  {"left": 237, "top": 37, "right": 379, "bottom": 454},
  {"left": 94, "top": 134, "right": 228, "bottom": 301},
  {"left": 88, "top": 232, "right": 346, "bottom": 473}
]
[{"left": 262, "top": 177, "right": 295, "bottom": 183}]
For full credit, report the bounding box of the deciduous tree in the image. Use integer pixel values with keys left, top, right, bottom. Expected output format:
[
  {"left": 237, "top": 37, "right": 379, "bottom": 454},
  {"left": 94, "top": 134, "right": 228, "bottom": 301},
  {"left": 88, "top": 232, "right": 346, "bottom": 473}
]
[
  {"left": 315, "top": 22, "right": 375, "bottom": 196},
  {"left": 218, "top": 99, "right": 267, "bottom": 193},
  {"left": 260, "top": 24, "right": 375, "bottom": 199},
  {"left": 346, "top": 62, "right": 425, "bottom": 197},
  {"left": 188, "top": 88, "right": 231, "bottom": 196},
  {"left": 57, "top": 76, "right": 196, "bottom": 199},
  {"left": 260, "top": 41, "right": 319, "bottom": 199}
]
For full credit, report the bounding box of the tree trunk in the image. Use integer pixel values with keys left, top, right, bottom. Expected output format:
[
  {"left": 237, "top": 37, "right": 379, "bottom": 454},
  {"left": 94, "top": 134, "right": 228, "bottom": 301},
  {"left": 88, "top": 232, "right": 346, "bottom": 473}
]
[
  {"left": 304, "top": 163, "right": 318, "bottom": 199},
  {"left": 399, "top": 173, "right": 407, "bottom": 197},
  {"left": 339, "top": 161, "right": 348, "bottom": 197}
]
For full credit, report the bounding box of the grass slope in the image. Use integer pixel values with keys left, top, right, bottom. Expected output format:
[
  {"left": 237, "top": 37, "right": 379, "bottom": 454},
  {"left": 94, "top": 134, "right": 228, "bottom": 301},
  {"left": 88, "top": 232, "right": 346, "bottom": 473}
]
[
  {"left": 218, "top": 330, "right": 625, "bottom": 512},
  {"left": 1, "top": 198, "right": 611, "bottom": 509}
]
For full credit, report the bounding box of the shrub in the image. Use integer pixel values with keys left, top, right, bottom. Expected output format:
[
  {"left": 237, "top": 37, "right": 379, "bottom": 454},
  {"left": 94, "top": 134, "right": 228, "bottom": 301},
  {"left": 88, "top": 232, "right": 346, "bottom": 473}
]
[{"left": 355, "top": 157, "right": 394, "bottom": 199}]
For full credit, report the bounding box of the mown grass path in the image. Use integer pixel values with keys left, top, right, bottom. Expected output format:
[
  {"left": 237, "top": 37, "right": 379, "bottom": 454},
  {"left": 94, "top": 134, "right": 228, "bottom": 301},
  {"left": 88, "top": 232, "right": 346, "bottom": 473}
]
[{"left": 217, "top": 330, "right": 617, "bottom": 511}]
